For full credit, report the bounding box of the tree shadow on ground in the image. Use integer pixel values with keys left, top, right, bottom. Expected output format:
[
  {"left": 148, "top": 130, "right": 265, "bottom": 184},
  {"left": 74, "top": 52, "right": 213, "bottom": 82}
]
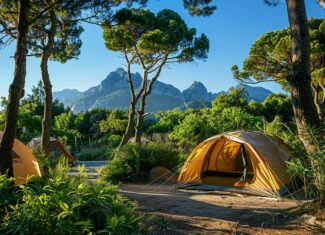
[{"left": 121, "top": 186, "right": 300, "bottom": 232}]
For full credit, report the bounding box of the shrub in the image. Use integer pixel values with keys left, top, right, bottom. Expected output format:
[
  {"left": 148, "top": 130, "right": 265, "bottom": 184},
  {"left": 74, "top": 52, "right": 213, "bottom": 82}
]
[
  {"left": 0, "top": 175, "right": 16, "bottom": 216},
  {"left": 0, "top": 161, "right": 143, "bottom": 234},
  {"left": 100, "top": 142, "right": 183, "bottom": 183},
  {"left": 108, "top": 134, "right": 122, "bottom": 148}
]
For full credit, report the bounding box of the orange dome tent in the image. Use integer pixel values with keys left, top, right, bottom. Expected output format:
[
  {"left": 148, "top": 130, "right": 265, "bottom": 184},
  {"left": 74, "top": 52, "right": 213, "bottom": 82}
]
[
  {"left": 28, "top": 137, "right": 74, "bottom": 163},
  {"left": 0, "top": 132, "right": 41, "bottom": 184},
  {"left": 178, "top": 130, "right": 292, "bottom": 197}
]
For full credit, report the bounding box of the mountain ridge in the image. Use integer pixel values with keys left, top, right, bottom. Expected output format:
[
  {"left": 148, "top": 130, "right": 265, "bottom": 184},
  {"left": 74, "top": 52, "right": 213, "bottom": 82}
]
[{"left": 53, "top": 68, "right": 272, "bottom": 112}]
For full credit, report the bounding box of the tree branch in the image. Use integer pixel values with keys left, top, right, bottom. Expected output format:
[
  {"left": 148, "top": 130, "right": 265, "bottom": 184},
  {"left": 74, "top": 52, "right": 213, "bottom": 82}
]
[
  {"left": 134, "top": 45, "right": 146, "bottom": 70},
  {"left": 124, "top": 50, "right": 136, "bottom": 101},
  {"left": 235, "top": 76, "right": 285, "bottom": 85},
  {"left": 145, "top": 54, "right": 169, "bottom": 96},
  {"left": 0, "top": 19, "right": 17, "bottom": 39},
  {"left": 29, "top": 0, "right": 64, "bottom": 26}
]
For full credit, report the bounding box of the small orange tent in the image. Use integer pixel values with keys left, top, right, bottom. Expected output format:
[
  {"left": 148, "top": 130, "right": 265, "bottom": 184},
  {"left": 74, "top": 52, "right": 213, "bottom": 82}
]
[
  {"left": 0, "top": 132, "right": 42, "bottom": 184},
  {"left": 178, "top": 130, "right": 292, "bottom": 197},
  {"left": 28, "top": 137, "right": 74, "bottom": 163}
]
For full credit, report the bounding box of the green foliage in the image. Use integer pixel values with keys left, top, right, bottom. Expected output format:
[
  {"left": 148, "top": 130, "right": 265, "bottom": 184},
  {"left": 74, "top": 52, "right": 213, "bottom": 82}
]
[
  {"left": 212, "top": 86, "right": 247, "bottom": 111},
  {"left": 260, "top": 94, "right": 293, "bottom": 123},
  {"left": 170, "top": 112, "right": 213, "bottom": 150},
  {"left": 32, "top": 147, "right": 67, "bottom": 176},
  {"left": 31, "top": 16, "right": 83, "bottom": 63},
  {"left": 100, "top": 143, "right": 182, "bottom": 183},
  {"left": 74, "top": 109, "right": 110, "bottom": 139},
  {"left": 146, "top": 111, "right": 185, "bottom": 134},
  {"left": 247, "top": 93, "right": 294, "bottom": 127},
  {"left": 17, "top": 108, "right": 42, "bottom": 142},
  {"left": 99, "top": 110, "right": 128, "bottom": 134},
  {"left": 183, "top": 0, "right": 216, "bottom": 16},
  {"left": 262, "top": 120, "right": 325, "bottom": 203},
  {"left": 103, "top": 8, "right": 209, "bottom": 62},
  {"left": 211, "top": 87, "right": 293, "bottom": 127},
  {"left": 1, "top": 82, "right": 294, "bottom": 156},
  {"left": 54, "top": 111, "right": 76, "bottom": 132},
  {"left": 0, "top": 161, "right": 143, "bottom": 234},
  {"left": 232, "top": 18, "right": 325, "bottom": 115},
  {"left": 103, "top": 7, "right": 210, "bottom": 144},
  {"left": 108, "top": 134, "right": 122, "bottom": 148},
  {"left": 286, "top": 147, "right": 325, "bottom": 202},
  {"left": 0, "top": 175, "right": 16, "bottom": 216},
  {"left": 9, "top": 82, "right": 68, "bottom": 141},
  {"left": 78, "top": 146, "right": 111, "bottom": 161},
  {"left": 219, "top": 107, "right": 263, "bottom": 130},
  {"left": 170, "top": 105, "right": 262, "bottom": 150}
]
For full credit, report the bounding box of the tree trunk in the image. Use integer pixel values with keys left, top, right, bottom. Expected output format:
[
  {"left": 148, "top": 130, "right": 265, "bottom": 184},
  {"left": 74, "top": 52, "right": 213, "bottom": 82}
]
[
  {"left": 40, "top": 12, "right": 56, "bottom": 154},
  {"left": 311, "top": 83, "right": 325, "bottom": 122},
  {"left": 119, "top": 53, "right": 146, "bottom": 147},
  {"left": 134, "top": 95, "right": 146, "bottom": 144},
  {"left": 285, "top": 0, "right": 321, "bottom": 152},
  {"left": 0, "top": 0, "right": 30, "bottom": 176},
  {"left": 134, "top": 70, "right": 149, "bottom": 145},
  {"left": 119, "top": 102, "right": 136, "bottom": 147},
  {"left": 40, "top": 60, "right": 53, "bottom": 154},
  {"left": 134, "top": 57, "right": 168, "bottom": 145}
]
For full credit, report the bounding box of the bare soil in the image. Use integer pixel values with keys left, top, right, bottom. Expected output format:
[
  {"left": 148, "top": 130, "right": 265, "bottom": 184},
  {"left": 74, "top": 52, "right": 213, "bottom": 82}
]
[{"left": 120, "top": 184, "right": 314, "bottom": 235}]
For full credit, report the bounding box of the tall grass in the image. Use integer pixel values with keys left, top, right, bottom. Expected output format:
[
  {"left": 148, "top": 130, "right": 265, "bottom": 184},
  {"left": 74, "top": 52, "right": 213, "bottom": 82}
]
[
  {"left": 77, "top": 146, "right": 111, "bottom": 161},
  {"left": 264, "top": 118, "right": 325, "bottom": 205}
]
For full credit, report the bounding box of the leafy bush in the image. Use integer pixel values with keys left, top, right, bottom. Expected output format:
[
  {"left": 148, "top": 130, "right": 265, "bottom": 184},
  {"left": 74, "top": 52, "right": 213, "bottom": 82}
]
[
  {"left": 108, "top": 134, "right": 122, "bottom": 148},
  {"left": 169, "top": 106, "right": 263, "bottom": 151},
  {"left": 0, "top": 161, "right": 143, "bottom": 234},
  {"left": 100, "top": 142, "right": 183, "bottom": 183},
  {"left": 0, "top": 176, "right": 16, "bottom": 216}
]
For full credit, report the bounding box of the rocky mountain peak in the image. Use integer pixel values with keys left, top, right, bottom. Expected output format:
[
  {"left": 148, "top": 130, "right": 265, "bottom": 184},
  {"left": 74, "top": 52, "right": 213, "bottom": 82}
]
[
  {"left": 100, "top": 68, "right": 142, "bottom": 90},
  {"left": 53, "top": 68, "right": 273, "bottom": 113},
  {"left": 183, "top": 81, "right": 214, "bottom": 102},
  {"left": 189, "top": 81, "right": 207, "bottom": 92}
]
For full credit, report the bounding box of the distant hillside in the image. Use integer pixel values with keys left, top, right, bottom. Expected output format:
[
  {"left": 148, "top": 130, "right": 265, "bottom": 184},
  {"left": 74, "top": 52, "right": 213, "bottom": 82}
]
[
  {"left": 53, "top": 68, "right": 272, "bottom": 112},
  {"left": 241, "top": 84, "right": 272, "bottom": 103},
  {"left": 53, "top": 89, "right": 83, "bottom": 107}
]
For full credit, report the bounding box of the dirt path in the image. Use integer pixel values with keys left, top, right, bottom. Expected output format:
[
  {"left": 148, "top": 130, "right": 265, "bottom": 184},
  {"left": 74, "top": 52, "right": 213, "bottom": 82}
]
[
  {"left": 120, "top": 184, "right": 311, "bottom": 235},
  {"left": 68, "top": 161, "right": 313, "bottom": 234}
]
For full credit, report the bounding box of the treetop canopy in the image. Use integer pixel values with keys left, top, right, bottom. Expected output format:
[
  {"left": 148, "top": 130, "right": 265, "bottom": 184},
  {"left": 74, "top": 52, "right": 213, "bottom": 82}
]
[
  {"left": 103, "top": 8, "right": 209, "bottom": 64},
  {"left": 232, "top": 18, "right": 325, "bottom": 90}
]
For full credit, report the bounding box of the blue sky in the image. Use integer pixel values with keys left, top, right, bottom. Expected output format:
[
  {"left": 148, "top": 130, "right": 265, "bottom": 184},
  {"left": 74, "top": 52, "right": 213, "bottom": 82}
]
[{"left": 0, "top": 0, "right": 324, "bottom": 98}]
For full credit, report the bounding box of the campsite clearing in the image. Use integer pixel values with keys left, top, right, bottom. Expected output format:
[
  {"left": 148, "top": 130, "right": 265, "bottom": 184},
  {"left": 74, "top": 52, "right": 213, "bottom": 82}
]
[
  {"left": 120, "top": 184, "right": 313, "bottom": 235},
  {"left": 71, "top": 161, "right": 319, "bottom": 234}
]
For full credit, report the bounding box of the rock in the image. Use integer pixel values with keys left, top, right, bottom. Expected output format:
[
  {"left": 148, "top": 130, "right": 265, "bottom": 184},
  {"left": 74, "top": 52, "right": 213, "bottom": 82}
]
[
  {"left": 300, "top": 214, "right": 325, "bottom": 229},
  {"left": 147, "top": 166, "right": 177, "bottom": 184}
]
